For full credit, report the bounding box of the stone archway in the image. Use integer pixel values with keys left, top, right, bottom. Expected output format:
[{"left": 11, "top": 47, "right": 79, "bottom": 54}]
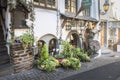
[
  {"left": 39, "top": 34, "right": 58, "bottom": 55},
  {"left": 37, "top": 40, "right": 45, "bottom": 55},
  {"left": 49, "top": 38, "right": 58, "bottom": 56},
  {"left": 67, "top": 31, "right": 80, "bottom": 48}
]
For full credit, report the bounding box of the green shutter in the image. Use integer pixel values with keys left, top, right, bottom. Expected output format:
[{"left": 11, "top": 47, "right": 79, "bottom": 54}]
[{"left": 82, "top": 0, "right": 92, "bottom": 9}]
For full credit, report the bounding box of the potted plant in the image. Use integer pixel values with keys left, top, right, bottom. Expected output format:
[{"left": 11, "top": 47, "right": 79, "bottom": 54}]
[
  {"left": 20, "top": 32, "right": 34, "bottom": 52},
  {"left": 10, "top": 32, "right": 34, "bottom": 73}
]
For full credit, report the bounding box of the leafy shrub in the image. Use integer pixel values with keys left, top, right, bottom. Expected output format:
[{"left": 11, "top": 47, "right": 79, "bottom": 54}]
[
  {"left": 36, "top": 57, "right": 44, "bottom": 66},
  {"left": 61, "top": 41, "right": 72, "bottom": 58},
  {"left": 68, "top": 58, "right": 81, "bottom": 70},
  {"left": 71, "top": 47, "right": 81, "bottom": 58},
  {"left": 20, "top": 32, "right": 34, "bottom": 50},
  {"left": 36, "top": 44, "right": 49, "bottom": 66},
  {"left": 40, "top": 44, "right": 49, "bottom": 60},
  {"left": 87, "top": 49, "right": 94, "bottom": 56},
  {"left": 61, "top": 59, "right": 71, "bottom": 68},
  {"left": 78, "top": 54, "right": 90, "bottom": 62},
  {"left": 54, "top": 53, "right": 64, "bottom": 59},
  {"left": 48, "top": 56, "right": 60, "bottom": 67},
  {"left": 40, "top": 59, "right": 56, "bottom": 72}
]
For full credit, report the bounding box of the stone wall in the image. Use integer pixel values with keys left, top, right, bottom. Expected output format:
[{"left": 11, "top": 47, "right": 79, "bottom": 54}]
[{"left": 10, "top": 43, "right": 33, "bottom": 73}]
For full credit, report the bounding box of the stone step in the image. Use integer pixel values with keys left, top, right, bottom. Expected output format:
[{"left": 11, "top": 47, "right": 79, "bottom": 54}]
[
  {"left": 0, "top": 54, "right": 10, "bottom": 65},
  {"left": 0, "top": 47, "right": 7, "bottom": 54},
  {"left": 0, "top": 45, "right": 10, "bottom": 65},
  {"left": 0, "top": 26, "right": 9, "bottom": 65},
  {"left": 0, "top": 63, "right": 14, "bottom": 77},
  {"left": 0, "top": 41, "right": 6, "bottom": 45}
]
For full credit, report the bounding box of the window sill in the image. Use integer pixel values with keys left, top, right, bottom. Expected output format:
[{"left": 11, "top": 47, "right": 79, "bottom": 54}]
[{"left": 34, "top": 5, "right": 57, "bottom": 11}]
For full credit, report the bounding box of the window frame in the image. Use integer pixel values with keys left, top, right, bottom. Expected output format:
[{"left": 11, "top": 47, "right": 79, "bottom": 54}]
[
  {"left": 34, "top": 0, "right": 57, "bottom": 10},
  {"left": 65, "top": 0, "right": 77, "bottom": 14},
  {"left": 11, "top": 6, "right": 29, "bottom": 29},
  {"left": 82, "top": 8, "right": 91, "bottom": 16}
]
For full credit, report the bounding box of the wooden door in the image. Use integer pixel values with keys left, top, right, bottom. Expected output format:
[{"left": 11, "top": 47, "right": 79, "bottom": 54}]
[
  {"left": 100, "top": 24, "right": 105, "bottom": 47},
  {"left": 118, "top": 28, "right": 120, "bottom": 40}
]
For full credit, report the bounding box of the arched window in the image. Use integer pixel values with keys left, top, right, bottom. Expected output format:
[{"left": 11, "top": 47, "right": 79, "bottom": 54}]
[{"left": 49, "top": 38, "right": 57, "bottom": 56}]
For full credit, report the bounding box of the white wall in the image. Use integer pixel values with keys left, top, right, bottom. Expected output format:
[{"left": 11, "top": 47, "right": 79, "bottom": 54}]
[
  {"left": 111, "top": 0, "right": 120, "bottom": 20},
  {"left": 12, "top": 0, "right": 100, "bottom": 44},
  {"left": 14, "top": 29, "right": 29, "bottom": 37},
  {"left": 34, "top": 8, "right": 58, "bottom": 41},
  {"left": 91, "top": 0, "right": 99, "bottom": 20},
  {"left": 58, "top": 0, "right": 65, "bottom": 13}
]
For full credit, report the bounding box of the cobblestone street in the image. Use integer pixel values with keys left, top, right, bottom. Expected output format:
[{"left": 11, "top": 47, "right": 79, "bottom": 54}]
[{"left": 0, "top": 51, "right": 120, "bottom": 80}]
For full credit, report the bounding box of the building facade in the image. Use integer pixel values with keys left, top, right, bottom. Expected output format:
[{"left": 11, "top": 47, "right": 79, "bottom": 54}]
[
  {"left": 0, "top": 0, "right": 100, "bottom": 65},
  {"left": 7, "top": 0, "right": 100, "bottom": 55},
  {"left": 99, "top": 0, "right": 120, "bottom": 51}
]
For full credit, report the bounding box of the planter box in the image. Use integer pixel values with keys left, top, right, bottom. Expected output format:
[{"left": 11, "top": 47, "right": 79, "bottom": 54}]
[{"left": 10, "top": 43, "right": 34, "bottom": 73}]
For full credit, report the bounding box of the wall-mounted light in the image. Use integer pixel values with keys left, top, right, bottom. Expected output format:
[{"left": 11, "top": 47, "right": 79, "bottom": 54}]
[
  {"left": 103, "top": 0, "right": 109, "bottom": 12},
  {"left": 100, "top": 0, "right": 110, "bottom": 15}
]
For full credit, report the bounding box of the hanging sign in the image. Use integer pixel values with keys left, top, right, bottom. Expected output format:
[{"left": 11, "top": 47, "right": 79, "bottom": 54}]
[{"left": 81, "top": 0, "right": 92, "bottom": 9}]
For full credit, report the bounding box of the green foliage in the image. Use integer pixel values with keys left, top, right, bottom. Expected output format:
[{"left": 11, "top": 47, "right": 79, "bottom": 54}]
[
  {"left": 71, "top": 47, "right": 81, "bottom": 58},
  {"left": 40, "top": 59, "right": 56, "bottom": 72},
  {"left": 61, "top": 41, "right": 72, "bottom": 58},
  {"left": 68, "top": 58, "right": 81, "bottom": 70},
  {"left": 37, "top": 56, "right": 59, "bottom": 72},
  {"left": 36, "top": 45, "right": 59, "bottom": 72},
  {"left": 36, "top": 57, "right": 44, "bottom": 66},
  {"left": 54, "top": 53, "right": 64, "bottom": 59},
  {"left": 61, "top": 59, "right": 71, "bottom": 68},
  {"left": 41, "top": 44, "right": 49, "bottom": 60},
  {"left": 48, "top": 56, "right": 60, "bottom": 67},
  {"left": 20, "top": 32, "right": 34, "bottom": 50},
  {"left": 36, "top": 44, "right": 49, "bottom": 66},
  {"left": 78, "top": 54, "right": 90, "bottom": 62},
  {"left": 79, "top": 48, "right": 85, "bottom": 54},
  {"left": 87, "top": 49, "right": 94, "bottom": 56}
]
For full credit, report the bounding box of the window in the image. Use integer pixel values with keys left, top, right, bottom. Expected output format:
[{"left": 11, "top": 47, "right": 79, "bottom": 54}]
[
  {"left": 12, "top": 6, "right": 28, "bottom": 28},
  {"left": 34, "top": 0, "right": 56, "bottom": 9},
  {"left": 82, "top": 8, "right": 90, "bottom": 16},
  {"left": 13, "top": 10, "right": 28, "bottom": 28},
  {"left": 65, "top": 0, "right": 77, "bottom": 13},
  {"left": 34, "top": 0, "right": 39, "bottom": 5}
]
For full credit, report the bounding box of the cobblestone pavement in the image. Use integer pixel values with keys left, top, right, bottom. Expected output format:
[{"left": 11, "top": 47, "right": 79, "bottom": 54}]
[{"left": 0, "top": 52, "right": 120, "bottom": 80}]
